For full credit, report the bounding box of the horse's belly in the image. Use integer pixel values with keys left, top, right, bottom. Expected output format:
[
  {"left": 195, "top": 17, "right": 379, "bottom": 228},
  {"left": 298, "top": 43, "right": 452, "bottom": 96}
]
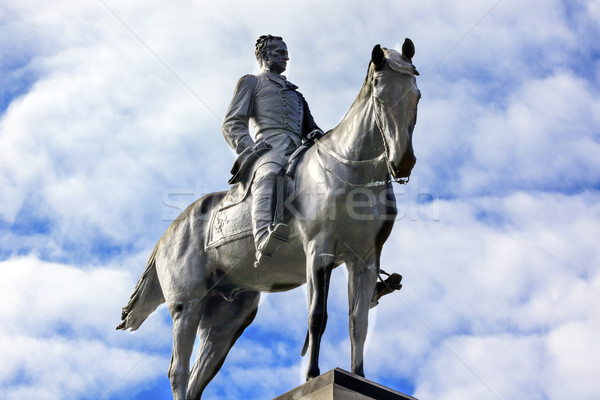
[{"left": 207, "top": 237, "right": 307, "bottom": 293}]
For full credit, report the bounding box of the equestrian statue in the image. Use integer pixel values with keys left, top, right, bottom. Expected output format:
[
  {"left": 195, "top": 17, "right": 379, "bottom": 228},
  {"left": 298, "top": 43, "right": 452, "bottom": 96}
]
[{"left": 117, "top": 35, "right": 420, "bottom": 400}]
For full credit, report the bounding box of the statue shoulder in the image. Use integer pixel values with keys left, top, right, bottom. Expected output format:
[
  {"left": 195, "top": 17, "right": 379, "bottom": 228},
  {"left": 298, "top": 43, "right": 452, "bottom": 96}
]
[
  {"left": 229, "top": 74, "right": 259, "bottom": 101},
  {"left": 235, "top": 74, "right": 259, "bottom": 89}
]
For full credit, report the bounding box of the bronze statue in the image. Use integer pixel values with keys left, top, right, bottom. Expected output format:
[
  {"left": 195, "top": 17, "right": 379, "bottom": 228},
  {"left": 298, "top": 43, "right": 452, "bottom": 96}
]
[
  {"left": 118, "top": 36, "right": 420, "bottom": 400},
  {"left": 223, "top": 34, "right": 324, "bottom": 267}
]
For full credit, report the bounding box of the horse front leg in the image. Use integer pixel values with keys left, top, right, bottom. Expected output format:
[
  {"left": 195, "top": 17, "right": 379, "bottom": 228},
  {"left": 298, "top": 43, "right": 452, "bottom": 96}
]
[
  {"left": 347, "top": 262, "right": 378, "bottom": 377},
  {"left": 305, "top": 248, "right": 334, "bottom": 381}
]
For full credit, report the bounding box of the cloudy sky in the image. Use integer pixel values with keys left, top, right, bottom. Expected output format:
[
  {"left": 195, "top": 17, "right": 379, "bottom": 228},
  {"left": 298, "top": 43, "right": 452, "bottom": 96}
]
[{"left": 2, "top": 0, "right": 599, "bottom": 399}]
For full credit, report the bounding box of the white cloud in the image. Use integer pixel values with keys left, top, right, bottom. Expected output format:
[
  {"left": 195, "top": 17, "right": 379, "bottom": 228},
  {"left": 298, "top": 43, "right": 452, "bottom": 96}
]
[
  {"left": 0, "top": 334, "right": 166, "bottom": 400},
  {"left": 415, "top": 333, "right": 549, "bottom": 400},
  {"left": 415, "top": 70, "right": 600, "bottom": 196},
  {"left": 359, "top": 191, "right": 600, "bottom": 398},
  {"left": 545, "top": 319, "right": 600, "bottom": 399},
  {"left": 0, "top": 256, "right": 172, "bottom": 400}
]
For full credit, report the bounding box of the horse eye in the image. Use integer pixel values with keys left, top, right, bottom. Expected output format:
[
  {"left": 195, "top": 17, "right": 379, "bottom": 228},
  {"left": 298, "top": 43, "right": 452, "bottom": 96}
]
[{"left": 373, "top": 78, "right": 379, "bottom": 86}]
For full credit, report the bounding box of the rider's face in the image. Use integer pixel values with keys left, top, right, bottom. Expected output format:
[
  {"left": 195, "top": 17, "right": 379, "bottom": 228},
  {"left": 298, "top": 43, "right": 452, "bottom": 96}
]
[{"left": 265, "top": 40, "right": 288, "bottom": 74}]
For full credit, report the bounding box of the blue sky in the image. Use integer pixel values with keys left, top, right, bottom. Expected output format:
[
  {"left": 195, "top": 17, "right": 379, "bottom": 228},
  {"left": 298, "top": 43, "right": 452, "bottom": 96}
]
[{"left": 1, "top": 0, "right": 600, "bottom": 399}]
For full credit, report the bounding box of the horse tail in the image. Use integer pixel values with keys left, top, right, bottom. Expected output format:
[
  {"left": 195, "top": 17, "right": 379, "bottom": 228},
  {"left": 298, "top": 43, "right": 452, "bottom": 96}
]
[{"left": 116, "top": 245, "right": 165, "bottom": 331}]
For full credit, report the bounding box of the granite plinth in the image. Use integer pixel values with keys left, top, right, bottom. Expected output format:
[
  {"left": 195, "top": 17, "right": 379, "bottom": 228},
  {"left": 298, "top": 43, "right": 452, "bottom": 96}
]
[{"left": 273, "top": 368, "right": 418, "bottom": 400}]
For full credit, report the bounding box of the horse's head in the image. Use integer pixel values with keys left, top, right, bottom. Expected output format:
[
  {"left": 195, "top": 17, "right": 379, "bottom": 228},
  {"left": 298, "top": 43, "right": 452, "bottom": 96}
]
[{"left": 370, "top": 40, "right": 420, "bottom": 182}]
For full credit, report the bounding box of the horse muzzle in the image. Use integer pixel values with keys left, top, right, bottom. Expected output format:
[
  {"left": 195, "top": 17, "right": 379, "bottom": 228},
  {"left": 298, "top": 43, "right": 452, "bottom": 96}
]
[{"left": 390, "top": 153, "right": 416, "bottom": 181}]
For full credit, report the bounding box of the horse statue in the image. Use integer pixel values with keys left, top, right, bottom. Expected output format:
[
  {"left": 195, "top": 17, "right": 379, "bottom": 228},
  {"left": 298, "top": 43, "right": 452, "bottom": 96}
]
[{"left": 117, "top": 40, "right": 420, "bottom": 400}]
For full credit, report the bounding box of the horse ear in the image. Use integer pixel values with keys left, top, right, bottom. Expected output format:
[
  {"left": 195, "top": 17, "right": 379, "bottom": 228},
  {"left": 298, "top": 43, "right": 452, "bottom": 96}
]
[
  {"left": 372, "top": 44, "right": 385, "bottom": 70},
  {"left": 402, "top": 38, "right": 415, "bottom": 61}
]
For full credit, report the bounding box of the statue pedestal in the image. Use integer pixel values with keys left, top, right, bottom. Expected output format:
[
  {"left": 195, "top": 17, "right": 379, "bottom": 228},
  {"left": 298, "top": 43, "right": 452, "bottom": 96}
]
[{"left": 273, "top": 368, "right": 418, "bottom": 400}]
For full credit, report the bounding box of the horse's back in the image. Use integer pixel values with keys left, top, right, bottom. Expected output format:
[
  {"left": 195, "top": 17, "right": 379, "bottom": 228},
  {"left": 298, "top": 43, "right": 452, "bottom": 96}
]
[{"left": 163, "top": 191, "right": 228, "bottom": 241}]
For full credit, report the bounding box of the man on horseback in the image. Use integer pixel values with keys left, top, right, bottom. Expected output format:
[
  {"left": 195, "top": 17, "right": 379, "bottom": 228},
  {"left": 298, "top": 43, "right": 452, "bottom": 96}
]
[{"left": 222, "top": 34, "right": 324, "bottom": 267}]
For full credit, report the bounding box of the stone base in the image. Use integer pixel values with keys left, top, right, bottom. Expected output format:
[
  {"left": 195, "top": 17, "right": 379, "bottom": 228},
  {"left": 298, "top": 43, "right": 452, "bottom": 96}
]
[{"left": 273, "top": 368, "right": 418, "bottom": 400}]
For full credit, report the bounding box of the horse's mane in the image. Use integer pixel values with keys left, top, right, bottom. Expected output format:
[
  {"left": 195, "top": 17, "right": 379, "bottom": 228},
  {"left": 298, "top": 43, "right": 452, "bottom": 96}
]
[{"left": 383, "top": 48, "right": 419, "bottom": 75}]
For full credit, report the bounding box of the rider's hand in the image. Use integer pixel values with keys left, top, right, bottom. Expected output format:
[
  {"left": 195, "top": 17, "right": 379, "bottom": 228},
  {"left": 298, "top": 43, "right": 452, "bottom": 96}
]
[{"left": 306, "top": 129, "right": 324, "bottom": 141}]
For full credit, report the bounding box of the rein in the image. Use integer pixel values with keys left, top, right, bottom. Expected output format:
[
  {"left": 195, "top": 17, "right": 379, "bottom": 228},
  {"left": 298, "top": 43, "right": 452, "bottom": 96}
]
[
  {"left": 314, "top": 94, "right": 410, "bottom": 187},
  {"left": 315, "top": 139, "right": 386, "bottom": 165},
  {"left": 314, "top": 142, "right": 391, "bottom": 188}
]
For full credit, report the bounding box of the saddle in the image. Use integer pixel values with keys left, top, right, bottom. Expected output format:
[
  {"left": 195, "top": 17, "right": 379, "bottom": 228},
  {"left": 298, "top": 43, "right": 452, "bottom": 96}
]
[{"left": 205, "top": 144, "right": 310, "bottom": 251}]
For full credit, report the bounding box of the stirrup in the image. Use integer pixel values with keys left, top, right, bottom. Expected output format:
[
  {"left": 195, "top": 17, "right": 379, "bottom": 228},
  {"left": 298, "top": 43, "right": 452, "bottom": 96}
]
[{"left": 254, "top": 223, "right": 289, "bottom": 268}]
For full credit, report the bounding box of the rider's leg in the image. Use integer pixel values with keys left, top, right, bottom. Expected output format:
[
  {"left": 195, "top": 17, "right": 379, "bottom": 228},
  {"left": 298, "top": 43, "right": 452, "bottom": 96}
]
[{"left": 251, "top": 162, "right": 289, "bottom": 266}]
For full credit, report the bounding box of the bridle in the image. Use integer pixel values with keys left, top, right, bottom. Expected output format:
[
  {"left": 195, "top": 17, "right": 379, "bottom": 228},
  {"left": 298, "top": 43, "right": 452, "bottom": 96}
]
[
  {"left": 372, "top": 94, "right": 410, "bottom": 185},
  {"left": 314, "top": 72, "right": 414, "bottom": 187}
]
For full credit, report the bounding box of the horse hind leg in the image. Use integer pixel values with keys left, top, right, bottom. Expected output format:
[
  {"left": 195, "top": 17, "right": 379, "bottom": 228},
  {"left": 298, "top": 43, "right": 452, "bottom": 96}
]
[
  {"left": 186, "top": 290, "right": 260, "bottom": 400},
  {"left": 168, "top": 299, "right": 204, "bottom": 400}
]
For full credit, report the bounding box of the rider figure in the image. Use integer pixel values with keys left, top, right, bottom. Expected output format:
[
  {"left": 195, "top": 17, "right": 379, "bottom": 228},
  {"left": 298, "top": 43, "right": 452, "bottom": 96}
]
[{"left": 222, "top": 34, "right": 324, "bottom": 267}]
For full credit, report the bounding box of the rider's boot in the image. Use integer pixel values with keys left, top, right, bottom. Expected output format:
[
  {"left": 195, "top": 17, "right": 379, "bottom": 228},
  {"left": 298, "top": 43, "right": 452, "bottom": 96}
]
[
  {"left": 251, "top": 167, "right": 289, "bottom": 268},
  {"left": 370, "top": 273, "right": 403, "bottom": 308}
]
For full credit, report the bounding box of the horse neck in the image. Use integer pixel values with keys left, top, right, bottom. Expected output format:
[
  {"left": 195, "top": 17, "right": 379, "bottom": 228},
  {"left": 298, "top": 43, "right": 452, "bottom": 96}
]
[
  {"left": 327, "top": 90, "right": 385, "bottom": 162},
  {"left": 313, "top": 87, "right": 391, "bottom": 187}
]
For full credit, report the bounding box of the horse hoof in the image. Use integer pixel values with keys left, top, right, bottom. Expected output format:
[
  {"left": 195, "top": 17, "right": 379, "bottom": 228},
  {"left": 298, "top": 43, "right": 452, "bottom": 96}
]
[{"left": 305, "top": 367, "right": 320, "bottom": 381}]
